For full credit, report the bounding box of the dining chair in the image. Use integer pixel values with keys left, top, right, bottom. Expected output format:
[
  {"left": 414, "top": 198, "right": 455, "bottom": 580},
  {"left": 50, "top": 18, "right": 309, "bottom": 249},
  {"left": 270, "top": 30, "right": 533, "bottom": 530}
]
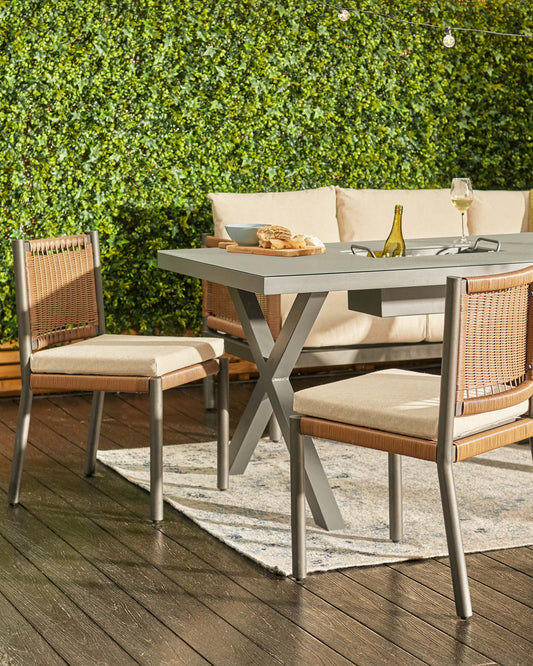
[
  {"left": 9, "top": 231, "right": 230, "bottom": 522},
  {"left": 290, "top": 265, "right": 533, "bottom": 618}
]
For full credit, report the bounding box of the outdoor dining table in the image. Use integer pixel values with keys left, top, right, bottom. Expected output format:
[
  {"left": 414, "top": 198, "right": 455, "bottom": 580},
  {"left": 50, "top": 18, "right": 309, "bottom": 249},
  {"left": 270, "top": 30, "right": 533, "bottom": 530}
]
[{"left": 158, "top": 232, "right": 533, "bottom": 531}]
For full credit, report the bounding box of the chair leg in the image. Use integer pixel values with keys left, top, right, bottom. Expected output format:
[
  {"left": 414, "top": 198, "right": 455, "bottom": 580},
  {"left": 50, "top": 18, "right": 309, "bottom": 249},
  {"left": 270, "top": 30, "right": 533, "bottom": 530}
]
[
  {"left": 388, "top": 452, "right": 403, "bottom": 542},
  {"left": 216, "top": 358, "right": 230, "bottom": 490},
  {"left": 149, "top": 378, "right": 164, "bottom": 522},
  {"left": 203, "top": 375, "right": 216, "bottom": 410},
  {"left": 438, "top": 460, "right": 472, "bottom": 619},
  {"left": 290, "top": 415, "right": 307, "bottom": 580},
  {"left": 8, "top": 385, "right": 33, "bottom": 505},
  {"left": 269, "top": 414, "right": 282, "bottom": 442},
  {"left": 84, "top": 391, "right": 105, "bottom": 476},
  {"left": 529, "top": 437, "right": 533, "bottom": 462}
]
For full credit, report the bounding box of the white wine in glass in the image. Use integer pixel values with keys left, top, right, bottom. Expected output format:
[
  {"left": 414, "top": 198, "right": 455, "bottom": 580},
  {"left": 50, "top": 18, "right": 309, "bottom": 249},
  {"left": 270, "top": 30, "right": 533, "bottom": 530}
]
[{"left": 450, "top": 177, "right": 474, "bottom": 246}]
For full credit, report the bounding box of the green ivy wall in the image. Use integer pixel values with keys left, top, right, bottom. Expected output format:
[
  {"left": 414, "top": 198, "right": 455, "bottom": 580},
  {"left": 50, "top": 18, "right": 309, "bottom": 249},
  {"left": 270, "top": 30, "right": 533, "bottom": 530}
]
[{"left": 1, "top": 1, "right": 531, "bottom": 342}]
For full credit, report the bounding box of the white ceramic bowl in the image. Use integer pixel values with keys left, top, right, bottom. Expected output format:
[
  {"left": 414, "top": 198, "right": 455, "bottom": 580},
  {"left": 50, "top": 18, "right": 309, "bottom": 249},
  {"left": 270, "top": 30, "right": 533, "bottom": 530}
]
[{"left": 225, "top": 223, "right": 264, "bottom": 246}]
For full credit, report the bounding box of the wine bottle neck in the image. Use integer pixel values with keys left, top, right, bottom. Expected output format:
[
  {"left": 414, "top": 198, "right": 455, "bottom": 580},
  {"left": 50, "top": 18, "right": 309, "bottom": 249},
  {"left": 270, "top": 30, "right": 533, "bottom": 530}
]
[{"left": 392, "top": 205, "right": 403, "bottom": 230}]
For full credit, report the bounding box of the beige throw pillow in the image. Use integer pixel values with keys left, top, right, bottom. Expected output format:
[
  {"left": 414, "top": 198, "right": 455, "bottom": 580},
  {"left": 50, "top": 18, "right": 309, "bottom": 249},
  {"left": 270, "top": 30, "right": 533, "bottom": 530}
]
[
  {"left": 467, "top": 190, "right": 529, "bottom": 236},
  {"left": 208, "top": 186, "right": 340, "bottom": 242},
  {"left": 336, "top": 187, "right": 462, "bottom": 241}
]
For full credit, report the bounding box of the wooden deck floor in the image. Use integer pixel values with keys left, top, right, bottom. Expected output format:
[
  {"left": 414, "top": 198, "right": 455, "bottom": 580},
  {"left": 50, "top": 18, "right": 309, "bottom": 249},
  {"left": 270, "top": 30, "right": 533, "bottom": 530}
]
[{"left": 0, "top": 377, "right": 531, "bottom": 665}]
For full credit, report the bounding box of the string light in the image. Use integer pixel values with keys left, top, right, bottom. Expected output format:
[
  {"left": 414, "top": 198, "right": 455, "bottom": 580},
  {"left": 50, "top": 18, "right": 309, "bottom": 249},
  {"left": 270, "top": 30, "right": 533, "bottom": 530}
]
[
  {"left": 443, "top": 27, "right": 455, "bottom": 48},
  {"left": 313, "top": 1, "right": 532, "bottom": 47},
  {"left": 338, "top": 8, "right": 350, "bottom": 22}
]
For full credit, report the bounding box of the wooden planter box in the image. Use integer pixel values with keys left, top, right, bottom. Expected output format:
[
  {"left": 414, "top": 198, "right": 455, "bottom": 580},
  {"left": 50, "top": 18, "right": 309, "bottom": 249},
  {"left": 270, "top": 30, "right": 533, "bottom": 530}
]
[{"left": 0, "top": 343, "right": 21, "bottom": 397}]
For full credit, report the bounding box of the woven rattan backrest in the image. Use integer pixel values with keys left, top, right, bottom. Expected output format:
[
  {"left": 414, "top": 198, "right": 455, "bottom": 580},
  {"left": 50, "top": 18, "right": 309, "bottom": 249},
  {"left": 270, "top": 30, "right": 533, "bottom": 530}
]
[
  {"left": 24, "top": 234, "right": 100, "bottom": 351},
  {"left": 456, "top": 266, "right": 533, "bottom": 415}
]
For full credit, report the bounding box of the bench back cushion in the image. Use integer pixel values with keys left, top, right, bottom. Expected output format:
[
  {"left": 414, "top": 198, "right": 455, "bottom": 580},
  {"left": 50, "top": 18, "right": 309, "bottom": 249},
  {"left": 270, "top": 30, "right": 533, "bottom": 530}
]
[
  {"left": 208, "top": 186, "right": 340, "bottom": 242},
  {"left": 467, "top": 190, "right": 530, "bottom": 235},
  {"left": 336, "top": 187, "right": 462, "bottom": 241}
]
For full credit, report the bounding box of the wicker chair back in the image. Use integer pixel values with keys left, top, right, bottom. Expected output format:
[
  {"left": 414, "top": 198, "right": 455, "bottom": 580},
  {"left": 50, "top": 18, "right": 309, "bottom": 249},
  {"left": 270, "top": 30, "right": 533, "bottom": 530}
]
[
  {"left": 24, "top": 234, "right": 100, "bottom": 351},
  {"left": 456, "top": 266, "right": 533, "bottom": 415}
]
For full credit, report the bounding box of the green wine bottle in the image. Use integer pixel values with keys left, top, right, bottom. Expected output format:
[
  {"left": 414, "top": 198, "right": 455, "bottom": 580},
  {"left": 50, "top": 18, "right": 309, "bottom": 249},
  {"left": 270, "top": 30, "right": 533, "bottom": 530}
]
[{"left": 382, "top": 204, "right": 405, "bottom": 257}]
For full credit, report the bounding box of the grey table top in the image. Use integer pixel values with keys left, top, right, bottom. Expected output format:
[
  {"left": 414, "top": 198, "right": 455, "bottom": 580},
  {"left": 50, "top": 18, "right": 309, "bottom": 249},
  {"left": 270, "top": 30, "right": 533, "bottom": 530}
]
[{"left": 158, "top": 233, "right": 533, "bottom": 295}]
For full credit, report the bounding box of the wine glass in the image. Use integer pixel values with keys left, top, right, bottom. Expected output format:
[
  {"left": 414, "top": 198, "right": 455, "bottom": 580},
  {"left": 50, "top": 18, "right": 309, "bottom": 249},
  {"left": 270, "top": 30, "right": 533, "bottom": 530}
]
[{"left": 450, "top": 178, "right": 474, "bottom": 246}]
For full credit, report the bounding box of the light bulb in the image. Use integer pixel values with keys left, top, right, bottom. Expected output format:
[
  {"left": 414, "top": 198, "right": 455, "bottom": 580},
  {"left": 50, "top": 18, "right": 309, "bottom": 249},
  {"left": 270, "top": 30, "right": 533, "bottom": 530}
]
[
  {"left": 443, "top": 27, "right": 455, "bottom": 48},
  {"left": 338, "top": 8, "right": 350, "bottom": 21}
]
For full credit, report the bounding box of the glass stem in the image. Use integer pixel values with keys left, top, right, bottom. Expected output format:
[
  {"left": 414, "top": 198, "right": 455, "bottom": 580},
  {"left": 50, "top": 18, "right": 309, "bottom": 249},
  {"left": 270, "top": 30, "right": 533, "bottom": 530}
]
[{"left": 461, "top": 212, "right": 466, "bottom": 239}]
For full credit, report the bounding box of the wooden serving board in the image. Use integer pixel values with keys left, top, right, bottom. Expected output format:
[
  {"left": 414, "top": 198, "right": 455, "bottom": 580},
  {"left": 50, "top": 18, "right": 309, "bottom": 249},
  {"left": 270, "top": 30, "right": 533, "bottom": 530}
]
[{"left": 225, "top": 244, "right": 325, "bottom": 257}]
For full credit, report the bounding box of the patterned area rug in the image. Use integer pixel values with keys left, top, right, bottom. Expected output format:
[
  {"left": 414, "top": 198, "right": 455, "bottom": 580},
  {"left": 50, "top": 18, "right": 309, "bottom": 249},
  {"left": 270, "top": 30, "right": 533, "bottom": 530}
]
[{"left": 97, "top": 439, "right": 533, "bottom": 576}]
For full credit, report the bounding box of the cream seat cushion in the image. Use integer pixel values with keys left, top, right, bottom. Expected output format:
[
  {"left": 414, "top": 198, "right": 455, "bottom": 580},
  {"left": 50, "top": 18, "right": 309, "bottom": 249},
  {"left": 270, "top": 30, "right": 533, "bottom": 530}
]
[
  {"left": 31, "top": 335, "right": 225, "bottom": 377},
  {"left": 208, "top": 186, "right": 340, "bottom": 242},
  {"left": 467, "top": 190, "right": 530, "bottom": 236},
  {"left": 294, "top": 368, "right": 528, "bottom": 441},
  {"left": 281, "top": 291, "right": 425, "bottom": 347},
  {"left": 336, "top": 187, "right": 462, "bottom": 242}
]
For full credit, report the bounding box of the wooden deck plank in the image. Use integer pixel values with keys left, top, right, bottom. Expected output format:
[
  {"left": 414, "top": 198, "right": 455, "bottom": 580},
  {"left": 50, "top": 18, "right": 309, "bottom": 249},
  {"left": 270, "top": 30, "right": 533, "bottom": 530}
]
[
  {"left": 437, "top": 552, "right": 533, "bottom": 607},
  {"left": 0, "top": 431, "right": 208, "bottom": 665},
  {"left": 53, "top": 391, "right": 214, "bottom": 448},
  {"left": 0, "top": 526, "right": 135, "bottom": 666},
  {"left": 484, "top": 546, "right": 533, "bottom": 574},
  {"left": 0, "top": 586, "right": 67, "bottom": 666},
  {"left": 0, "top": 504, "right": 207, "bottom": 666},
  {"left": 118, "top": 390, "right": 236, "bottom": 436},
  {"left": 156, "top": 517, "right": 424, "bottom": 665},
  {"left": 343, "top": 562, "right": 533, "bottom": 665},
  {"left": 50, "top": 393, "right": 164, "bottom": 450},
  {"left": 106, "top": 391, "right": 219, "bottom": 443},
  {"left": 301, "top": 570, "right": 488, "bottom": 665},
  {"left": 0, "top": 465, "right": 278, "bottom": 665},
  {"left": 390, "top": 558, "right": 533, "bottom": 641}
]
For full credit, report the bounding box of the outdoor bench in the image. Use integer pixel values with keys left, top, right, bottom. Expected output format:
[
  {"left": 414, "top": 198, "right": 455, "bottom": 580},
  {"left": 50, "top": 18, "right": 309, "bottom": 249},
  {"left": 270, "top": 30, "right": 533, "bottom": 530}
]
[{"left": 202, "top": 186, "right": 532, "bottom": 403}]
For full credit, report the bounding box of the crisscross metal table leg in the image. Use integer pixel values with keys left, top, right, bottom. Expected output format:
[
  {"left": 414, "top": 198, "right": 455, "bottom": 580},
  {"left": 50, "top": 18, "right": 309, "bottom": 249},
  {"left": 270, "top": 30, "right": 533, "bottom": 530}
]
[{"left": 227, "top": 288, "right": 345, "bottom": 531}]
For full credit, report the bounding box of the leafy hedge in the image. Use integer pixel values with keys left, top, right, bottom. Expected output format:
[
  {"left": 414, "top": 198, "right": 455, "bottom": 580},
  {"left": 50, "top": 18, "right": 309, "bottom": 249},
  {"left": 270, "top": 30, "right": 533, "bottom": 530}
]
[{"left": 1, "top": 1, "right": 531, "bottom": 342}]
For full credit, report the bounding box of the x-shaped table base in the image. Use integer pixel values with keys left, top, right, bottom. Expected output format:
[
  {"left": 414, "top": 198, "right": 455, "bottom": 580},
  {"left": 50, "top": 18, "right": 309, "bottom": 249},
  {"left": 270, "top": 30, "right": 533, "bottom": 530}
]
[{"left": 227, "top": 288, "right": 345, "bottom": 531}]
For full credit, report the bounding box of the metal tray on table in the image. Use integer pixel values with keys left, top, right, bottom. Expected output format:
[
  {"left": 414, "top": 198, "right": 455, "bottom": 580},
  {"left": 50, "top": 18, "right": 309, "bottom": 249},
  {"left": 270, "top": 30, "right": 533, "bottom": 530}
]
[{"left": 350, "top": 237, "right": 501, "bottom": 258}]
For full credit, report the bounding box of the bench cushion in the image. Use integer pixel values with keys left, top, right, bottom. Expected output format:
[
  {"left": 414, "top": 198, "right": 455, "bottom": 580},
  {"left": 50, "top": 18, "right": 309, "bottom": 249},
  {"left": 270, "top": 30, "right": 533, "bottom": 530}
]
[
  {"left": 281, "top": 291, "right": 426, "bottom": 348},
  {"left": 336, "top": 187, "right": 462, "bottom": 242},
  {"left": 425, "top": 313, "right": 445, "bottom": 343},
  {"left": 31, "top": 335, "right": 224, "bottom": 377},
  {"left": 208, "top": 186, "right": 340, "bottom": 242},
  {"left": 294, "top": 368, "right": 528, "bottom": 441},
  {"left": 467, "top": 190, "right": 530, "bottom": 236}
]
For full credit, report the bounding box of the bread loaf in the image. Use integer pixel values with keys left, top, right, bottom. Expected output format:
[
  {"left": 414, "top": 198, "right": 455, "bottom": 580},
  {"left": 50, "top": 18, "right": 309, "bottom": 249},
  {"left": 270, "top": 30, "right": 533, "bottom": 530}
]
[{"left": 256, "top": 225, "right": 323, "bottom": 250}]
